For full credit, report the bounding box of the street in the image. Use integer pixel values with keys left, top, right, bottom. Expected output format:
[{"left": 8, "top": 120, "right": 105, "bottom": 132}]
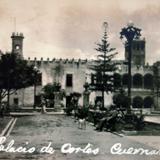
[{"left": 0, "top": 114, "right": 159, "bottom": 160}]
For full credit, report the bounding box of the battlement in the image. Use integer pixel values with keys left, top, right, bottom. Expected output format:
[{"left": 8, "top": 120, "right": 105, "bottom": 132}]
[
  {"left": 26, "top": 57, "right": 153, "bottom": 72},
  {"left": 11, "top": 32, "right": 24, "bottom": 38},
  {"left": 27, "top": 57, "right": 91, "bottom": 65}
]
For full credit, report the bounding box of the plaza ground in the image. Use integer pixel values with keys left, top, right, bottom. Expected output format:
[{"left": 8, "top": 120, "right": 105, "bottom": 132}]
[
  {"left": 0, "top": 114, "right": 160, "bottom": 160},
  {"left": 0, "top": 117, "right": 12, "bottom": 135}
]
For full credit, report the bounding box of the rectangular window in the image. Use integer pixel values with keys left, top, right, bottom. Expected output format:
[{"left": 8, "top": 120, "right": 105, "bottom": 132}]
[
  {"left": 13, "top": 98, "right": 18, "bottom": 105},
  {"left": 91, "top": 74, "right": 94, "bottom": 84},
  {"left": 66, "top": 74, "right": 73, "bottom": 87}
]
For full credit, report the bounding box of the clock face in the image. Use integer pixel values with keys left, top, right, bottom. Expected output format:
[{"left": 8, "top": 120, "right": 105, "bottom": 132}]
[{"left": 15, "top": 45, "right": 20, "bottom": 50}]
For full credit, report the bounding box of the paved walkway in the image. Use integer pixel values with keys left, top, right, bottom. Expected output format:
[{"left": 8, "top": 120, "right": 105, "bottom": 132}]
[
  {"left": 127, "top": 136, "right": 160, "bottom": 150},
  {"left": 9, "top": 111, "right": 65, "bottom": 116},
  {"left": 0, "top": 115, "right": 160, "bottom": 160},
  {"left": 0, "top": 117, "right": 12, "bottom": 134},
  {"left": 144, "top": 115, "right": 160, "bottom": 124}
]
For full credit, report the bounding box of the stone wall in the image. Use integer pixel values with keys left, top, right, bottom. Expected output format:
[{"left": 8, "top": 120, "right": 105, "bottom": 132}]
[{"left": 9, "top": 58, "right": 154, "bottom": 111}]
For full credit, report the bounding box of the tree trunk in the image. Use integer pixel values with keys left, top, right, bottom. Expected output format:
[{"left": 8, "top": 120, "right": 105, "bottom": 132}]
[{"left": 102, "top": 90, "right": 105, "bottom": 109}]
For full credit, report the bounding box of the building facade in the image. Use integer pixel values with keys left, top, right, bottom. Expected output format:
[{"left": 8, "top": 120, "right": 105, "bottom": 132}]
[{"left": 6, "top": 32, "right": 156, "bottom": 112}]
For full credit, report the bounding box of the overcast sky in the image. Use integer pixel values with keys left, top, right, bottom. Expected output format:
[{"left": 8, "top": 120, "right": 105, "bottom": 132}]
[{"left": 0, "top": 0, "right": 160, "bottom": 64}]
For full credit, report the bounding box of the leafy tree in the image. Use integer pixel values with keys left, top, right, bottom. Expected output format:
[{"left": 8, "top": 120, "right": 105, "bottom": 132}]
[
  {"left": 42, "top": 82, "right": 65, "bottom": 108},
  {"left": 0, "top": 53, "right": 36, "bottom": 110},
  {"left": 113, "top": 89, "right": 129, "bottom": 109},
  {"left": 89, "top": 22, "right": 118, "bottom": 109}
]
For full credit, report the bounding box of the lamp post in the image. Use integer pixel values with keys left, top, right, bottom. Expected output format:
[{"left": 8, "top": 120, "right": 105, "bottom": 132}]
[{"left": 120, "top": 21, "right": 141, "bottom": 114}]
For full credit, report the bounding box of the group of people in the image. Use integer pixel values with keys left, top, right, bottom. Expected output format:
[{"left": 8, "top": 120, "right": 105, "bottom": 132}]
[
  {"left": 94, "top": 108, "right": 120, "bottom": 131},
  {"left": 72, "top": 99, "right": 122, "bottom": 132}
]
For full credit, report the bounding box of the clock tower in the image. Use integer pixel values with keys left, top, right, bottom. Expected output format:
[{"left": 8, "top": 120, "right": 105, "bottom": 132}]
[{"left": 11, "top": 32, "right": 24, "bottom": 59}]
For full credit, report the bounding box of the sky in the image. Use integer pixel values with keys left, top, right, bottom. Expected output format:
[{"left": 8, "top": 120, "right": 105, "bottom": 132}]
[{"left": 0, "top": 0, "right": 160, "bottom": 64}]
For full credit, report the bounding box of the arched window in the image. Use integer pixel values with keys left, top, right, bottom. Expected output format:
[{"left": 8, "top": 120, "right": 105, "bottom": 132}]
[
  {"left": 133, "top": 74, "right": 143, "bottom": 88},
  {"left": 132, "top": 96, "right": 143, "bottom": 108},
  {"left": 144, "top": 74, "right": 153, "bottom": 89},
  {"left": 114, "top": 73, "right": 121, "bottom": 88},
  {"left": 143, "top": 96, "right": 153, "bottom": 108},
  {"left": 122, "top": 74, "right": 129, "bottom": 86}
]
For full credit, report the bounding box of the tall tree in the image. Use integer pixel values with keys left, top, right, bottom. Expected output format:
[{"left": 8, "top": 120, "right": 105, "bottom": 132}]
[{"left": 89, "top": 22, "right": 118, "bottom": 109}]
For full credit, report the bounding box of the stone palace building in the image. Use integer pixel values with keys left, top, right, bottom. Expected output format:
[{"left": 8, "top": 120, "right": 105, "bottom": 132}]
[{"left": 4, "top": 32, "right": 159, "bottom": 113}]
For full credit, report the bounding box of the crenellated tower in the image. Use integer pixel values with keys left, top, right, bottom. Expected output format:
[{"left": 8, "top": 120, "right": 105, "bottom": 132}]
[
  {"left": 11, "top": 32, "right": 24, "bottom": 59},
  {"left": 125, "top": 38, "right": 145, "bottom": 66}
]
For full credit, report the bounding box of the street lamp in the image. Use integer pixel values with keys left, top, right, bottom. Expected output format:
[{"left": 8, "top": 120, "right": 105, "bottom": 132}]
[{"left": 120, "top": 22, "right": 141, "bottom": 113}]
